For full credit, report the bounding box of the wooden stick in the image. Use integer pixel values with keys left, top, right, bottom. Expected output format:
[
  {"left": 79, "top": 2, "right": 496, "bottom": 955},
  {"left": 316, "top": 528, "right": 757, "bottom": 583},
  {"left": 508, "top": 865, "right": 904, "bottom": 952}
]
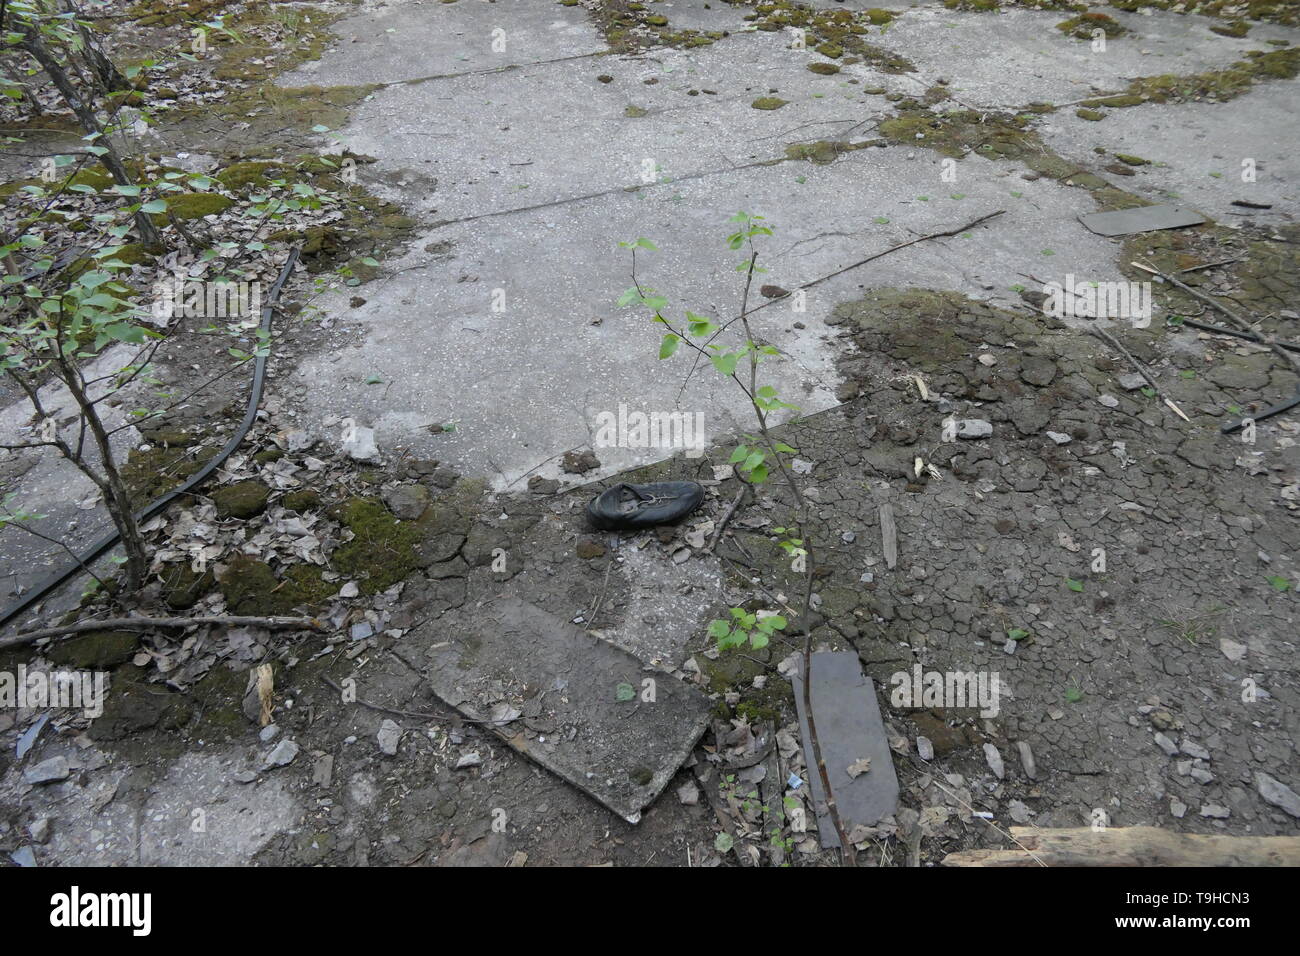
[
  {"left": 1, "top": 615, "right": 325, "bottom": 651},
  {"left": 1133, "top": 260, "right": 1300, "bottom": 376},
  {"left": 1090, "top": 327, "right": 1190, "bottom": 422},
  {"left": 706, "top": 483, "right": 750, "bottom": 554},
  {"left": 942, "top": 826, "right": 1300, "bottom": 867}
]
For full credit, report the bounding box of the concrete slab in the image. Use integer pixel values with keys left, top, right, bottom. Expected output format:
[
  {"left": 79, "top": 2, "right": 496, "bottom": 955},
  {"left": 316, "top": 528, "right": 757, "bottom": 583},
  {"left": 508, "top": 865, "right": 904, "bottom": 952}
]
[
  {"left": 1038, "top": 80, "right": 1300, "bottom": 221},
  {"left": 420, "top": 595, "right": 712, "bottom": 822},
  {"left": 880, "top": 7, "right": 1289, "bottom": 110},
  {"left": 793, "top": 650, "right": 899, "bottom": 848},
  {"left": 285, "top": 0, "right": 607, "bottom": 87},
  {"left": 287, "top": 151, "right": 1117, "bottom": 486}
]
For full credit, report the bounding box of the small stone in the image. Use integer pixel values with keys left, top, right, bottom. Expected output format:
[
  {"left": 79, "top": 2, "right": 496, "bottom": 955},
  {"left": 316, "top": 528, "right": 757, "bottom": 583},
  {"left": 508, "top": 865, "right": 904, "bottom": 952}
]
[
  {"left": 1016, "top": 741, "right": 1038, "bottom": 779},
  {"left": 983, "top": 743, "right": 1005, "bottom": 780},
  {"left": 1045, "top": 431, "right": 1072, "bottom": 445},
  {"left": 1256, "top": 772, "right": 1300, "bottom": 818},
  {"left": 916, "top": 736, "right": 934, "bottom": 761},
  {"left": 1170, "top": 798, "right": 1187, "bottom": 819},
  {"left": 1098, "top": 394, "right": 1120, "bottom": 408},
  {"left": 455, "top": 752, "right": 482, "bottom": 770},
  {"left": 258, "top": 724, "right": 279, "bottom": 743},
  {"left": 1153, "top": 732, "right": 1178, "bottom": 756},
  {"left": 28, "top": 818, "right": 52, "bottom": 844},
  {"left": 677, "top": 781, "right": 700, "bottom": 806},
  {"left": 1118, "top": 372, "right": 1146, "bottom": 391},
  {"left": 349, "top": 621, "right": 375, "bottom": 642},
  {"left": 23, "top": 756, "right": 70, "bottom": 785},
  {"left": 841, "top": 531, "right": 856, "bottom": 544},
  {"left": 956, "top": 419, "right": 992, "bottom": 439},
  {"left": 382, "top": 483, "right": 430, "bottom": 521},
  {"left": 338, "top": 581, "right": 360, "bottom": 599},
  {"left": 1007, "top": 799, "right": 1032, "bottom": 823},
  {"left": 1179, "top": 738, "right": 1210, "bottom": 761},
  {"left": 263, "top": 739, "right": 300, "bottom": 768},
  {"left": 377, "top": 719, "right": 402, "bottom": 756},
  {"left": 1190, "top": 766, "right": 1214, "bottom": 784},
  {"left": 1219, "top": 638, "right": 1247, "bottom": 662},
  {"left": 233, "top": 770, "right": 260, "bottom": 784},
  {"left": 1199, "top": 803, "right": 1230, "bottom": 819},
  {"left": 561, "top": 450, "right": 601, "bottom": 475},
  {"left": 977, "top": 353, "right": 997, "bottom": 367},
  {"left": 575, "top": 537, "right": 606, "bottom": 560},
  {"left": 313, "top": 756, "right": 334, "bottom": 787},
  {"left": 340, "top": 420, "right": 379, "bottom": 461}
]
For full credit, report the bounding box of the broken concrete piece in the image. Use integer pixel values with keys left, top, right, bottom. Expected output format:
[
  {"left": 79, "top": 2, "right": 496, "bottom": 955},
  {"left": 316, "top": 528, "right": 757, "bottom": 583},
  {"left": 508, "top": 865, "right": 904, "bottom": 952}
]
[
  {"left": 956, "top": 419, "right": 992, "bottom": 439},
  {"left": 263, "top": 739, "right": 299, "bottom": 768},
  {"left": 23, "top": 756, "right": 70, "bottom": 785},
  {"left": 1079, "top": 203, "right": 1206, "bottom": 237},
  {"left": 377, "top": 719, "right": 402, "bottom": 755},
  {"left": 340, "top": 418, "right": 379, "bottom": 461},
  {"left": 423, "top": 597, "right": 711, "bottom": 822},
  {"left": 1256, "top": 772, "right": 1300, "bottom": 818},
  {"left": 792, "top": 651, "right": 900, "bottom": 848}
]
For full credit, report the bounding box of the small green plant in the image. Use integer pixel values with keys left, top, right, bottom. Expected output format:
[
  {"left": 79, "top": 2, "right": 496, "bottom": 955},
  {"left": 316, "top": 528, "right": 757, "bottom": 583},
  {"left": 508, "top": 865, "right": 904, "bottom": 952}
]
[
  {"left": 1065, "top": 577, "right": 1085, "bottom": 592},
  {"left": 616, "top": 213, "right": 855, "bottom": 860},
  {"left": 708, "top": 609, "right": 788, "bottom": 651},
  {"left": 1065, "top": 679, "right": 1084, "bottom": 704}
]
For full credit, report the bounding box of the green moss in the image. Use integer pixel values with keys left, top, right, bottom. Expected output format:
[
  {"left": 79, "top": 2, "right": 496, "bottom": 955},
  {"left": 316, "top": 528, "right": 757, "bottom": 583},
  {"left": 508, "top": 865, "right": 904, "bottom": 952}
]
[
  {"left": 785, "top": 140, "right": 853, "bottom": 165},
  {"left": 218, "top": 553, "right": 331, "bottom": 614},
  {"left": 1210, "top": 19, "right": 1250, "bottom": 36},
  {"left": 212, "top": 480, "right": 271, "bottom": 519},
  {"left": 1075, "top": 108, "right": 1105, "bottom": 121},
  {"left": 160, "top": 564, "right": 215, "bottom": 610},
  {"left": 162, "top": 192, "right": 234, "bottom": 221},
  {"left": 330, "top": 497, "right": 423, "bottom": 594},
  {"left": 751, "top": 96, "right": 789, "bottom": 110},
  {"left": 282, "top": 489, "right": 322, "bottom": 512},
  {"left": 807, "top": 61, "right": 840, "bottom": 75},
  {"left": 1081, "top": 94, "right": 1145, "bottom": 108},
  {"left": 215, "top": 161, "right": 287, "bottom": 190},
  {"left": 1057, "top": 13, "right": 1126, "bottom": 39},
  {"left": 47, "top": 630, "right": 139, "bottom": 669},
  {"left": 814, "top": 42, "right": 843, "bottom": 59},
  {"left": 1114, "top": 153, "right": 1151, "bottom": 166}
]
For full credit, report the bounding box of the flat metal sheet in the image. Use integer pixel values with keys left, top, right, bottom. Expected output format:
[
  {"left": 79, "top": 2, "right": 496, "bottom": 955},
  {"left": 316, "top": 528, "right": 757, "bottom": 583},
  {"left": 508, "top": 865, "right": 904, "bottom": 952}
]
[
  {"left": 793, "top": 651, "right": 900, "bottom": 848},
  {"left": 424, "top": 596, "right": 712, "bottom": 823},
  {"left": 1078, "top": 203, "right": 1205, "bottom": 237}
]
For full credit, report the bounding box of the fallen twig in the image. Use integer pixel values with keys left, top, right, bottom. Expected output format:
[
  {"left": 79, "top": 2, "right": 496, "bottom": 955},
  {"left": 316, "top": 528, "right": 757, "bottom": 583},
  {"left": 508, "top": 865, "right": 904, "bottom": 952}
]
[
  {"left": 706, "top": 482, "right": 750, "bottom": 554},
  {"left": 1133, "top": 260, "right": 1300, "bottom": 376},
  {"left": 1090, "top": 326, "right": 1190, "bottom": 422},
  {"left": 0, "top": 614, "right": 324, "bottom": 651}
]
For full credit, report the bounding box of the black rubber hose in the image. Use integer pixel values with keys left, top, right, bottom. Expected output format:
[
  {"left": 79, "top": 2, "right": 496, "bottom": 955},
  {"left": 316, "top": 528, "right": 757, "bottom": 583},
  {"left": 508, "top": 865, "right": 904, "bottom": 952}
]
[{"left": 0, "top": 247, "right": 301, "bottom": 631}]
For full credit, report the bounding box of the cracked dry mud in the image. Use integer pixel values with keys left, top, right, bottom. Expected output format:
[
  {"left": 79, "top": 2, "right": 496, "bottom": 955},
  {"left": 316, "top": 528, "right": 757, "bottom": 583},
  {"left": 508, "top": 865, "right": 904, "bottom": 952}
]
[{"left": 1, "top": 0, "right": 1298, "bottom": 867}]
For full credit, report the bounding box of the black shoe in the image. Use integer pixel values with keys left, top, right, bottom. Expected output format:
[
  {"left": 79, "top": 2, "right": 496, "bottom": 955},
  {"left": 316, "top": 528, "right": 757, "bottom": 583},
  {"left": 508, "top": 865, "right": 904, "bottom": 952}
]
[{"left": 586, "top": 481, "right": 705, "bottom": 531}]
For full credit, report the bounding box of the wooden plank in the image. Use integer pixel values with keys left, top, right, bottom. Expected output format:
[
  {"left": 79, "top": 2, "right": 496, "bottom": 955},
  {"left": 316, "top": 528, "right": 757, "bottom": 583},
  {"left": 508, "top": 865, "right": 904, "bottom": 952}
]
[{"left": 942, "top": 826, "right": 1300, "bottom": 867}]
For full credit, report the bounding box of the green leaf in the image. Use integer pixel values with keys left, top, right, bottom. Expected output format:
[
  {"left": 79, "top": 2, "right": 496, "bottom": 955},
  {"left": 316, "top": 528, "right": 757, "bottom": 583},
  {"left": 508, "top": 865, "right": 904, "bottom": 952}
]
[
  {"left": 140, "top": 199, "right": 167, "bottom": 214},
  {"left": 615, "top": 682, "right": 636, "bottom": 702},
  {"left": 1267, "top": 576, "right": 1291, "bottom": 592},
  {"left": 750, "top": 632, "right": 769, "bottom": 650},
  {"left": 1007, "top": 628, "right": 1029, "bottom": 641},
  {"left": 728, "top": 445, "right": 749, "bottom": 464},
  {"left": 707, "top": 620, "right": 731, "bottom": 639},
  {"left": 659, "top": 333, "right": 680, "bottom": 359},
  {"left": 1066, "top": 578, "right": 1084, "bottom": 592},
  {"left": 715, "top": 832, "right": 734, "bottom": 853}
]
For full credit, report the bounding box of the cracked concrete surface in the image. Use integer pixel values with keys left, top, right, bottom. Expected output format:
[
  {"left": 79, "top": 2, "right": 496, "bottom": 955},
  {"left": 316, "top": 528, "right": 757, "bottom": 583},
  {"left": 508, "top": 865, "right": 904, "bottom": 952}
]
[{"left": 3, "top": 0, "right": 1299, "bottom": 866}]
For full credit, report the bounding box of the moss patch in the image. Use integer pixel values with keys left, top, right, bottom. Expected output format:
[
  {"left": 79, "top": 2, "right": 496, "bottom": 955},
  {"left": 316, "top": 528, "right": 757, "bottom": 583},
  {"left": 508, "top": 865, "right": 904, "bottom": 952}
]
[
  {"left": 161, "top": 192, "right": 234, "bottom": 221},
  {"left": 1057, "top": 13, "right": 1126, "bottom": 40},
  {"left": 329, "top": 497, "right": 424, "bottom": 594},
  {"left": 751, "top": 96, "right": 789, "bottom": 110}
]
